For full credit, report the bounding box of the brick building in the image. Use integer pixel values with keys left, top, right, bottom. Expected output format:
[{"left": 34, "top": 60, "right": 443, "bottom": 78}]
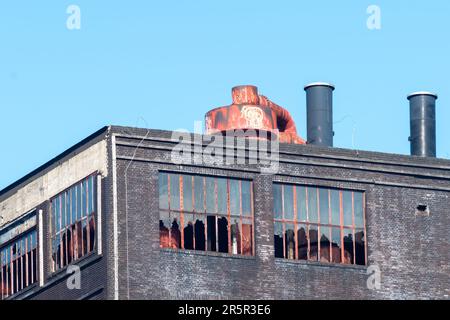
[{"left": 0, "top": 85, "right": 449, "bottom": 300}]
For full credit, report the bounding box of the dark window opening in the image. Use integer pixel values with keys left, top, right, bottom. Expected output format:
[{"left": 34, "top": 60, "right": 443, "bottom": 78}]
[
  {"left": 218, "top": 217, "right": 228, "bottom": 253},
  {"left": 416, "top": 204, "right": 430, "bottom": 216},
  {"left": 183, "top": 223, "right": 194, "bottom": 250},
  {"left": 194, "top": 219, "right": 205, "bottom": 251},
  {"left": 274, "top": 222, "right": 283, "bottom": 258},
  {"left": 207, "top": 216, "right": 217, "bottom": 252}
]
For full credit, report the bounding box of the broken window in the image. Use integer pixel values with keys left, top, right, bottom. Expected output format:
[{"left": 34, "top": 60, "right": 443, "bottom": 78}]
[
  {"left": 297, "top": 224, "right": 308, "bottom": 260},
  {"left": 274, "top": 222, "right": 283, "bottom": 258},
  {"left": 51, "top": 174, "right": 97, "bottom": 272},
  {"left": 1, "top": 212, "right": 37, "bottom": 300},
  {"left": 319, "top": 226, "right": 331, "bottom": 263},
  {"left": 273, "top": 183, "right": 366, "bottom": 266},
  {"left": 159, "top": 173, "right": 254, "bottom": 256},
  {"left": 309, "top": 225, "right": 318, "bottom": 261},
  {"left": 355, "top": 230, "right": 365, "bottom": 265},
  {"left": 285, "top": 224, "right": 295, "bottom": 260},
  {"left": 194, "top": 216, "right": 205, "bottom": 251},
  {"left": 183, "top": 213, "right": 194, "bottom": 250},
  {"left": 331, "top": 227, "right": 342, "bottom": 264},
  {"left": 343, "top": 229, "right": 354, "bottom": 264}
]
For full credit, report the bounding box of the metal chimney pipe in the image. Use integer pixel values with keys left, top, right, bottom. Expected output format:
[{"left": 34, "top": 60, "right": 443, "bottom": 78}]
[
  {"left": 407, "top": 92, "right": 438, "bottom": 157},
  {"left": 304, "top": 82, "right": 335, "bottom": 147}
]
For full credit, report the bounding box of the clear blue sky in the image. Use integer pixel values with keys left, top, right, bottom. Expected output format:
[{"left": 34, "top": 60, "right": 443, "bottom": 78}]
[{"left": 1, "top": 0, "right": 449, "bottom": 190}]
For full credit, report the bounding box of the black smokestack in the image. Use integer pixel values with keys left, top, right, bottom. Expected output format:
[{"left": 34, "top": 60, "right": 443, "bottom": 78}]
[
  {"left": 304, "top": 82, "right": 335, "bottom": 147},
  {"left": 407, "top": 92, "right": 438, "bottom": 157}
]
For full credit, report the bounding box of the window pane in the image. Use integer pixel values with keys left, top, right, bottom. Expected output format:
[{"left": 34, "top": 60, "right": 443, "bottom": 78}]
[
  {"left": 207, "top": 216, "right": 217, "bottom": 252},
  {"left": 319, "top": 188, "right": 329, "bottom": 224},
  {"left": 66, "top": 191, "right": 71, "bottom": 226},
  {"left": 217, "top": 178, "right": 228, "bottom": 215},
  {"left": 194, "top": 176, "right": 204, "bottom": 212},
  {"left": 55, "top": 197, "right": 60, "bottom": 232},
  {"left": 170, "top": 212, "right": 181, "bottom": 249},
  {"left": 273, "top": 184, "right": 282, "bottom": 219},
  {"left": 296, "top": 186, "right": 307, "bottom": 222},
  {"left": 330, "top": 190, "right": 340, "bottom": 226},
  {"left": 205, "top": 177, "right": 216, "bottom": 213},
  {"left": 217, "top": 216, "right": 229, "bottom": 253},
  {"left": 242, "top": 218, "right": 252, "bottom": 256},
  {"left": 77, "top": 184, "right": 82, "bottom": 220},
  {"left": 82, "top": 180, "right": 87, "bottom": 217},
  {"left": 88, "top": 176, "right": 94, "bottom": 214},
  {"left": 229, "top": 179, "right": 240, "bottom": 216},
  {"left": 283, "top": 185, "right": 294, "bottom": 220},
  {"left": 343, "top": 191, "right": 353, "bottom": 227},
  {"left": 297, "top": 224, "right": 308, "bottom": 260},
  {"left": 71, "top": 187, "right": 77, "bottom": 223},
  {"left": 343, "top": 228, "right": 354, "bottom": 264},
  {"left": 170, "top": 174, "right": 180, "bottom": 211},
  {"left": 182, "top": 175, "right": 193, "bottom": 212},
  {"left": 159, "top": 211, "right": 170, "bottom": 248},
  {"left": 89, "top": 214, "right": 96, "bottom": 252},
  {"left": 183, "top": 213, "right": 194, "bottom": 250},
  {"left": 274, "top": 222, "right": 284, "bottom": 258},
  {"left": 241, "top": 180, "right": 252, "bottom": 217},
  {"left": 230, "top": 218, "right": 241, "bottom": 255},
  {"left": 52, "top": 199, "right": 58, "bottom": 234},
  {"left": 355, "top": 229, "right": 365, "bottom": 265},
  {"left": 61, "top": 193, "right": 66, "bottom": 228},
  {"left": 308, "top": 225, "right": 318, "bottom": 261},
  {"left": 194, "top": 216, "right": 206, "bottom": 251},
  {"left": 331, "top": 227, "right": 342, "bottom": 264},
  {"left": 159, "top": 173, "right": 169, "bottom": 210},
  {"left": 82, "top": 219, "right": 88, "bottom": 256},
  {"left": 285, "top": 223, "right": 296, "bottom": 259},
  {"left": 354, "top": 192, "right": 364, "bottom": 228},
  {"left": 319, "top": 226, "right": 331, "bottom": 263},
  {"left": 308, "top": 188, "right": 318, "bottom": 223}
]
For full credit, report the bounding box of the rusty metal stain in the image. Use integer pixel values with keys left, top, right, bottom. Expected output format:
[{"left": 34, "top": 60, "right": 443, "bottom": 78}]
[{"left": 205, "top": 85, "right": 306, "bottom": 144}]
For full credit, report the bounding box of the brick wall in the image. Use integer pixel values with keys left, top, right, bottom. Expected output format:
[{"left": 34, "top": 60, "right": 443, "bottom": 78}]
[{"left": 110, "top": 127, "right": 450, "bottom": 300}]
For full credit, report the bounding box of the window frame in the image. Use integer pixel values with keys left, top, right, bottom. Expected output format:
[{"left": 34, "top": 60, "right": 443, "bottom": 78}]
[
  {"left": 273, "top": 183, "right": 367, "bottom": 266},
  {"left": 49, "top": 173, "right": 98, "bottom": 273},
  {"left": 159, "top": 172, "right": 255, "bottom": 257},
  {"left": 0, "top": 211, "right": 38, "bottom": 300}
]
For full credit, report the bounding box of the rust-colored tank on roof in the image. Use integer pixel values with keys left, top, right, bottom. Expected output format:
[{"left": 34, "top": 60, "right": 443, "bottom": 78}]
[{"left": 205, "top": 85, "right": 305, "bottom": 144}]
